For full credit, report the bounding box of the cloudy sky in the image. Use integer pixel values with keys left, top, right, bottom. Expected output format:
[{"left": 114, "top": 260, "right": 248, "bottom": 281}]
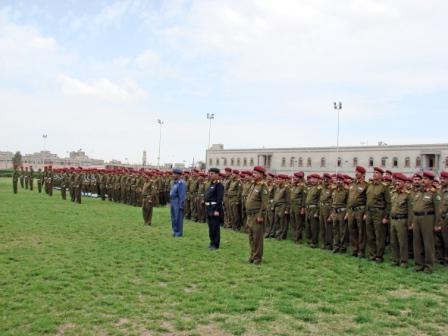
[{"left": 1, "top": 0, "right": 447, "bottom": 165}]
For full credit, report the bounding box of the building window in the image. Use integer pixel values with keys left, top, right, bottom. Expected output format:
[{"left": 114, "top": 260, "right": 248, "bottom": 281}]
[
  {"left": 216, "top": 158, "right": 220, "bottom": 166},
  {"left": 353, "top": 157, "right": 358, "bottom": 167},
  {"left": 381, "top": 157, "right": 387, "bottom": 167},
  {"left": 298, "top": 157, "right": 303, "bottom": 167},
  {"left": 369, "top": 157, "right": 374, "bottom": 167},
  {"left": 237, "top": 158, "right": 241, "bottom": 166},
  {"left": 290, "top": 157, "right": 295, "bottom": 168},
  {"left": 250, "top": 158, "right": 254, "bottom": 166},
  {"left": 307, "top": 157, "right": 312, "bottom": 167},
  {"left": 320, "top": 157, "right": 326, "bottom": 167},
  {"left": 230, "top": 158, "right": 234, "bottom": 166},
  {"left": 281, "top": 157, "right": 286, "bottom": 167},
  {"left": 243, "top": 158, "right": 247, "bottom": 166},
  {"left": 393, "top": 157, "right": 398, "bottom": 168},
  {"left": 405, "top": 157, "right": 410, "bottom": 168},
  {"left": 223, "top": 158, "right": 227, "bottom": 166},
  {"left": 416, "top": 157, "right": 421, "bottom": 168},
  {"left": 209, "top": 158, "right": 212, "bottom": 165}
]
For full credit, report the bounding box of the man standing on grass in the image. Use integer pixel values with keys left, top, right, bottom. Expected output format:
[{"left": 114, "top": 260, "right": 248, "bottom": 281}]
[
  {"left": 204, "top": 168, "right": 224, "bottom": 250},
  {"left": 412, "top": 171, "right": 441, "bottom": 273},
  {"left": 12, "top": 165, "right": 20, "bottom": 194},
  {"left": 364, "top": 167, "right": 391, "bottom": 263},
  {"left": 245, "top": 166, "right": 269, "bottom": 265},
  {"left": 170, "top": 168, "right": 186, "bottom": 237}
]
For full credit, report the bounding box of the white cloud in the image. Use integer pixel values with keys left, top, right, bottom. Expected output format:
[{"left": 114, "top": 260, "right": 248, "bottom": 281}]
[
  {"left": 161, "top": 0, "right": 448, "bottom": 94},
  {"left": 58, "top": 75, "right": 146, "bottom": 103}
]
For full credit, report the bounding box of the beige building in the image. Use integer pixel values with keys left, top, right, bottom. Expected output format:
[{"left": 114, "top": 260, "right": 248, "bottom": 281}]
[
  {"left": 206, "top": 143, "right": 448, "bottom": 176},
  {"left": 0, "top": 150, "right": 104, "bottom": 169}
]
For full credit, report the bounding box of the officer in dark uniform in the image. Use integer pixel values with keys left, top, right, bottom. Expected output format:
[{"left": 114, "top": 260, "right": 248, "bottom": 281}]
[{"left": 204, "top": 168, "right": 224, "bottom": 250}]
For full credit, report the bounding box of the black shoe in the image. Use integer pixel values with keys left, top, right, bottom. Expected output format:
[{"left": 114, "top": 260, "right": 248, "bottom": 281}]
[{"left": 248, "top": 258, "right": 254, "bottom": 264}]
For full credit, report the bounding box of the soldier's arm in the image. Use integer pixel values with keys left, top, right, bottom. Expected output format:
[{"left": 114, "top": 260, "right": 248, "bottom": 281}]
[
  {"left": 434, "top": 191, "right": 441, "bottom": 230},
  {"left": 384, "top": 187, "right": 391, "bottom": 220}
]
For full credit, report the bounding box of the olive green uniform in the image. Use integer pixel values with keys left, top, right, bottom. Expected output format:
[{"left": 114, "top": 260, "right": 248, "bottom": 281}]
[
  {"left": 289, "top": 182, "right": 306, "bottom": 243},
  {"left": 12, "top": 169, "right": 19, "bottom": 194},
  {"left": 227, "top": 177, "right": 242, "bottom": 230},
  {"left": 390, "top": 189, "right": 412, "bottom": 266},
  {"left": 29, "top": 168, "right": 34, "bottom": 191},
  {"left": 436, "top": 187, "right": 448, "bottom": 264},
  {"left": 272, "top": 183, "right": 290, "bottom": 240},
  {"left": 264, "top": 183, "right": 276, "bottom": 237},
  {"left": 332, "top": 185, "right": 348, "bottom": 252},
  {"left": 347, "top": 180, "right": 368, "bottom": 257},
  {"left": 245, "top": 181, "right": 269, "bottom": 264},
  {"left": 412, "top": 187, "right": 441, "bottom": 272},
  {"left": 142, "top": 179, "right": 156, "bottom": 225},
  {"left": 319, "top": 184, "right": 333, "bottom": 249},
  {"left": 365, "top": 181, "right": 391, "bottom": 260},
  {"left": 305, "top": 185, "right": 321, "bottom": 247}
]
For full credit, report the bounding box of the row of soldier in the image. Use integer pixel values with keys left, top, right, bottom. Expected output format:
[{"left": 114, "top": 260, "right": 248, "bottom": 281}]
[{"left": 12, "top": 164, "right": 448, "bottom": 272}]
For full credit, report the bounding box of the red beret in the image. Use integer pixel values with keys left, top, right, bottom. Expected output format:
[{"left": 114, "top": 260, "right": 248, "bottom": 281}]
[
  {"left": 294, "top": 171, "right": 304, "bottom": 178},
  {"left": 224, "top": 167, "right": 232, "bottom": 172},
  {"left": 355, "top": 166, "right": 366, "bottom": 174},
  {"left": 343, "top": 174, "right": 353, "bottom": 180},
  {"left": 440, "top": 171, "right": 448, "bottom": 179},
  {"left": 374, "top": 167, "right": 384, "bottom": 174},
  {"left": 253, "top": 166, "right": 266, "bottom": 174},
  {"left": 413, "top": 172, "right": 423, "bottom": 179},
  {"left": 385, "top": 170, "right": 392, "bottom": 175},
  {"left": 423, "top": 171, "right": 435, "bottom": 179},
  {"left": 277, "top": 174, "right": 290, "bottom": 180},
  {"left": 393, "top": 173, "right": 407, "bottom": 182},
  {"left": 383, "top": 175, "right": 392, "bottom": 182},
  {"left": 336, "top": 173, "right": 345, "bottom": 180},
  {"left": 323, "top": 173, "right": 332, "bottom": 179},
  {"left": 232, "top": 169, "right": 240, "bottom": 174},
  {"left": 309, "top": 173, "right": 320, "bottom": 179}
]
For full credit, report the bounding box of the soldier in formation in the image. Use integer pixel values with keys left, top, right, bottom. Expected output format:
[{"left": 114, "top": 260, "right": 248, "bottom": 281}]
[{"left": 14, "top": 163, "right": 447, "bottom": 273}]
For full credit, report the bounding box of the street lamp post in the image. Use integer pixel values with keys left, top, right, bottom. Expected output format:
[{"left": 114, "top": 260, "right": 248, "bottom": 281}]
[
  {"left": 333, "top": 102, "right": 342, "bottom": 174},
  {"left": 207, "top": 113, "right": 214, "bottom": 149},
  {"left": 157, "top": 119, "right": 164, "bottom": 168}
]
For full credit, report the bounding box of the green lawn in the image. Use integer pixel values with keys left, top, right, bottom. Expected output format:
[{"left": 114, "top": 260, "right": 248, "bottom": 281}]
[{"left": 1, "top": 178, "right": 447, "bottom": 336}]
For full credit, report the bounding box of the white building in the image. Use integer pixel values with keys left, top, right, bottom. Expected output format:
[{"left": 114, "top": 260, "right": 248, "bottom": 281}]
[{"left": 206, "top": 143, "right": 448, "bottom": 176}]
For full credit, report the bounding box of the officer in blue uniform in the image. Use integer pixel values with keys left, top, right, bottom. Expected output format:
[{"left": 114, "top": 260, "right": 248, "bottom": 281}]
[
  {"left": 204, "top": 168, "right": 224, "bottom": 250},
  {"left": 170, "top": 168, "right": 186, "bottom": 237}
]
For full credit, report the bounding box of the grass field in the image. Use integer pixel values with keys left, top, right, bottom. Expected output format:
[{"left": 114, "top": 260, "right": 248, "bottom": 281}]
[{"left": 1, "top": 178, "right": 448, "bottom": 336}]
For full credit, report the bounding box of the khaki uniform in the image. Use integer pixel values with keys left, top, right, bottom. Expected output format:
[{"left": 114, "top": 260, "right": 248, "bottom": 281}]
[
  {"left": 332, "top": 185, "right": 348, "bottom": 252},
  {"left": 365, "top": 181, "right": 391, "bottom": 260},
  {"left": 245, "top": 181, "right": 269, "bottom": 264},
  {"left": 347, "top": 180, "right": 368, "bottom": 256},
  {"left": 412, "top": 187, "right": 441, "bottom": 272},
  {"left": 390, "top": 189, "right": 412, "bottom": 265}
]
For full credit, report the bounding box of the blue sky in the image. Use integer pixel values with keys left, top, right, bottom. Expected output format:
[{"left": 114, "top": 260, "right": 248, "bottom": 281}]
[{"left": 1, "top": 0, "right": 447, "bottom": 165}]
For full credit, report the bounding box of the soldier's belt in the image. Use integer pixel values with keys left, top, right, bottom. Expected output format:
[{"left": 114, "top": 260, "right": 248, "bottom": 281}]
[
  {"left": 306, "top": 204, "right": 317, "bottom": 209},
  {"left": 413, "top": 211, "right": 435, "bottom": 217},
  {"left": 350, "top": 206, "right": 365, "bottom": 211},
  {"left": 367, "top": 207, "right": 384, "bottom": 212},
  {"left": 391, "top": 214, "right": 408, "bottom": 220},
  {"left": 334, "top": 207, "right": 347, "bottom": 213},
  {"left": 205, "top": 202, "right": 217, "bottom": 206}
]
